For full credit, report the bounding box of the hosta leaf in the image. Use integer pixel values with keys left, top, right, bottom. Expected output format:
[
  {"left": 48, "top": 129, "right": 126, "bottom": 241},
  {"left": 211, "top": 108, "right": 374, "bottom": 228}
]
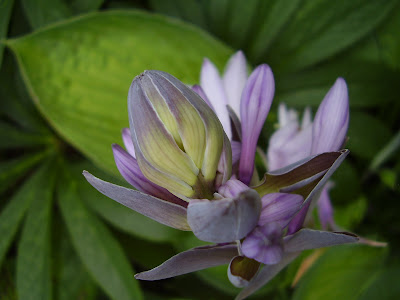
[
  {"left": 267, "top": 0, "right": 398, "bottom": 72},
  {"left": 293, "top": 245, "right": 387, "bottom": 300},
  {"left": 0, "top": 0, "right": 14, "bottom": 68},
  {"left": 7, "top": 10, "right": 231, "bottom": 175},
  {"left": 58, "top": 169, "right": 143, "bottom": 300},
  {"left": 16, "top": 161, "right": 56, "bottom": 300},
  {"left": 0, "top": 162, "right": 51, "bottom": 267}
]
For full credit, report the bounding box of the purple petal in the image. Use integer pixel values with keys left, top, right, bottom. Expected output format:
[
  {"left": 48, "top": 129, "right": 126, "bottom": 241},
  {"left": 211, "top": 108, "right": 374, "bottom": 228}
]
[
  {"left": 285, "top": 150, "right": 348, "bottom": 234},
  {"left": 187, "top": 189, "right": 261, "bottom": 243},
  {"left": 200, "top": 58, "right": 231, "bottom": 139},
  {"left": 239, "top": 65, "right": 275, "bottom": 184},
  {"left": 112, "top": 144, "right": 180, "bottom": 202},
  {"left": 83, "top": 171, "right": 190, "bottom": 230},
  {"left": 135, "top": 244, "right": 237, "bottom": 280},
  {"left": 235, "top": 252, "right": 299, "bottom": 300},
  {"left": 231, "top": 140, "right": 241, "bottom": 166},
  {"left": 121, "top": 128, "right": 136, "bottom": 158},
  {"left": 317, "top": 184, "right": 335, "bottom": 230},
  {"left": 192, "top": 84, "right": 215, "bottom": 111},
  {"left": 284, "top": 229, "right": 359, "bottom": 252},
  {"left": 311, "top": 78, "right": 349, "bottom": 154},
  {"left": 223, "top": 51, "right": 248, "bottom": 118},
  {"left": 259, "top": 193, "right": 304, "bottom": 228},
  {"left": 287, "top": 202, "right": 311, "bottom": 235},
  {"left": 218, "top": 179, "right": 248, "bottom": 199},
  {"left": 241, "top": 223, "right": 283, "bottom": 265},
  {"left": 228, "top": 256, "right": 260, "bottom": 288}
]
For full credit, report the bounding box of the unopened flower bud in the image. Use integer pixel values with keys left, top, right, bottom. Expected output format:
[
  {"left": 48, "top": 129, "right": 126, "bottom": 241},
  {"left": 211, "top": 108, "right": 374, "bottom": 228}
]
[{"left": 128, "top": 70, "right": 231, "bottom": 199}]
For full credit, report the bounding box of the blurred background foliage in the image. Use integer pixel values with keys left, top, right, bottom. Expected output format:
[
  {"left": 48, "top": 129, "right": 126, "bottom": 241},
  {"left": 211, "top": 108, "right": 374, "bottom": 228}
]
[{"left": 0, "top": 0, "right": 399, "bottom": 299}]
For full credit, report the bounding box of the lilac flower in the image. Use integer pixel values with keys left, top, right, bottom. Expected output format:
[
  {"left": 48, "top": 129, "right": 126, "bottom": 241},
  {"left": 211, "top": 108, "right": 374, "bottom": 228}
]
[{"left": 84, "top": 56, "right": 358, "bottom": 299}]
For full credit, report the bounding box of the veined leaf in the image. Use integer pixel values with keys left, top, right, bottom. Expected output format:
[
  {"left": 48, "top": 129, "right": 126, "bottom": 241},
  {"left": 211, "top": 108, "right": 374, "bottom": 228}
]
[
  {"left": 16, "top": 161, "right": 56, "bottom": 300},
  {"left": 0, "top": 162, "right": 51, "bottom": 267},
  {"left": 7, "top": 10, "right": 231, "bottom": 175},
  {"left": 58, "top": 170, "right": 143, "bottom": 300}
]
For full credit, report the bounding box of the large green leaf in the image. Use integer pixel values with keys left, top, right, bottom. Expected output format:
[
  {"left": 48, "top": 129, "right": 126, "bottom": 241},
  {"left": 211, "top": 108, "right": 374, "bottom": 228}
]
[
  {"left": 7, "top": 10, "right": 231, "bottom": 175},
  {"left": 16, "top": 161, "right": 56, "bottom": 300},
  {"left": 293, "top": 245, "right": 387, "bottom": 300},
  {"left": 0, "top": 162, "right": 50, "bottom": 267},
  {"left": 58, "top": 169, "right": 143, "bottom": 300}
]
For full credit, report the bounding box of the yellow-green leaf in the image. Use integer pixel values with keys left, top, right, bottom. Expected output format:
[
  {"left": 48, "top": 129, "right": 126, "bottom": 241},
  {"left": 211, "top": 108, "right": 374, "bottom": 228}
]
[{"left": 7, "top": 10, "right": 231, "bottom": 175}]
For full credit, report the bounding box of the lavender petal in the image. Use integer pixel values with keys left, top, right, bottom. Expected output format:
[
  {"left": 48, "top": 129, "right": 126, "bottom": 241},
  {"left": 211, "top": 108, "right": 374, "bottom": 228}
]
[
  {"left": 259, "top": 193, "right": 304, "bottom": 228},
  {"left": 239, "top": 65, "right": 275, "bottom": 184},
  {"left": 135, "top": 244, "right": 237, "bottom": 280},
  {"left": 187, "top": 189, "right": 261, "bottom": 243},
  {"left": 83, "top": 171, "right": 190, "bottom": 230},
  {"left": 284, "top": 229, "right": 359, "bottom": 252},
  {"left": 311, "top": 77, "right": 349, "bottom": 154}
]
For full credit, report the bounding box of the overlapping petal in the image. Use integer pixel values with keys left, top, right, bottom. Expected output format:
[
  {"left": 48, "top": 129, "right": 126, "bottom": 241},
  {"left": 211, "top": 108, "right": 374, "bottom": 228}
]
[
  {"left": 187, "top": 189, "right": 261, "bottom": 243},
  {"left": 259, "top": 193, "right": 304, "bottom": 228},
  {"left": 200, "top": 58, "right": 231, "bottom": 139},
  {"left": 223, "top": 51, "right": 247, "bottom": 118},
  {"left": 112, "top": 144, "right": 179, "bottom": 201}
]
